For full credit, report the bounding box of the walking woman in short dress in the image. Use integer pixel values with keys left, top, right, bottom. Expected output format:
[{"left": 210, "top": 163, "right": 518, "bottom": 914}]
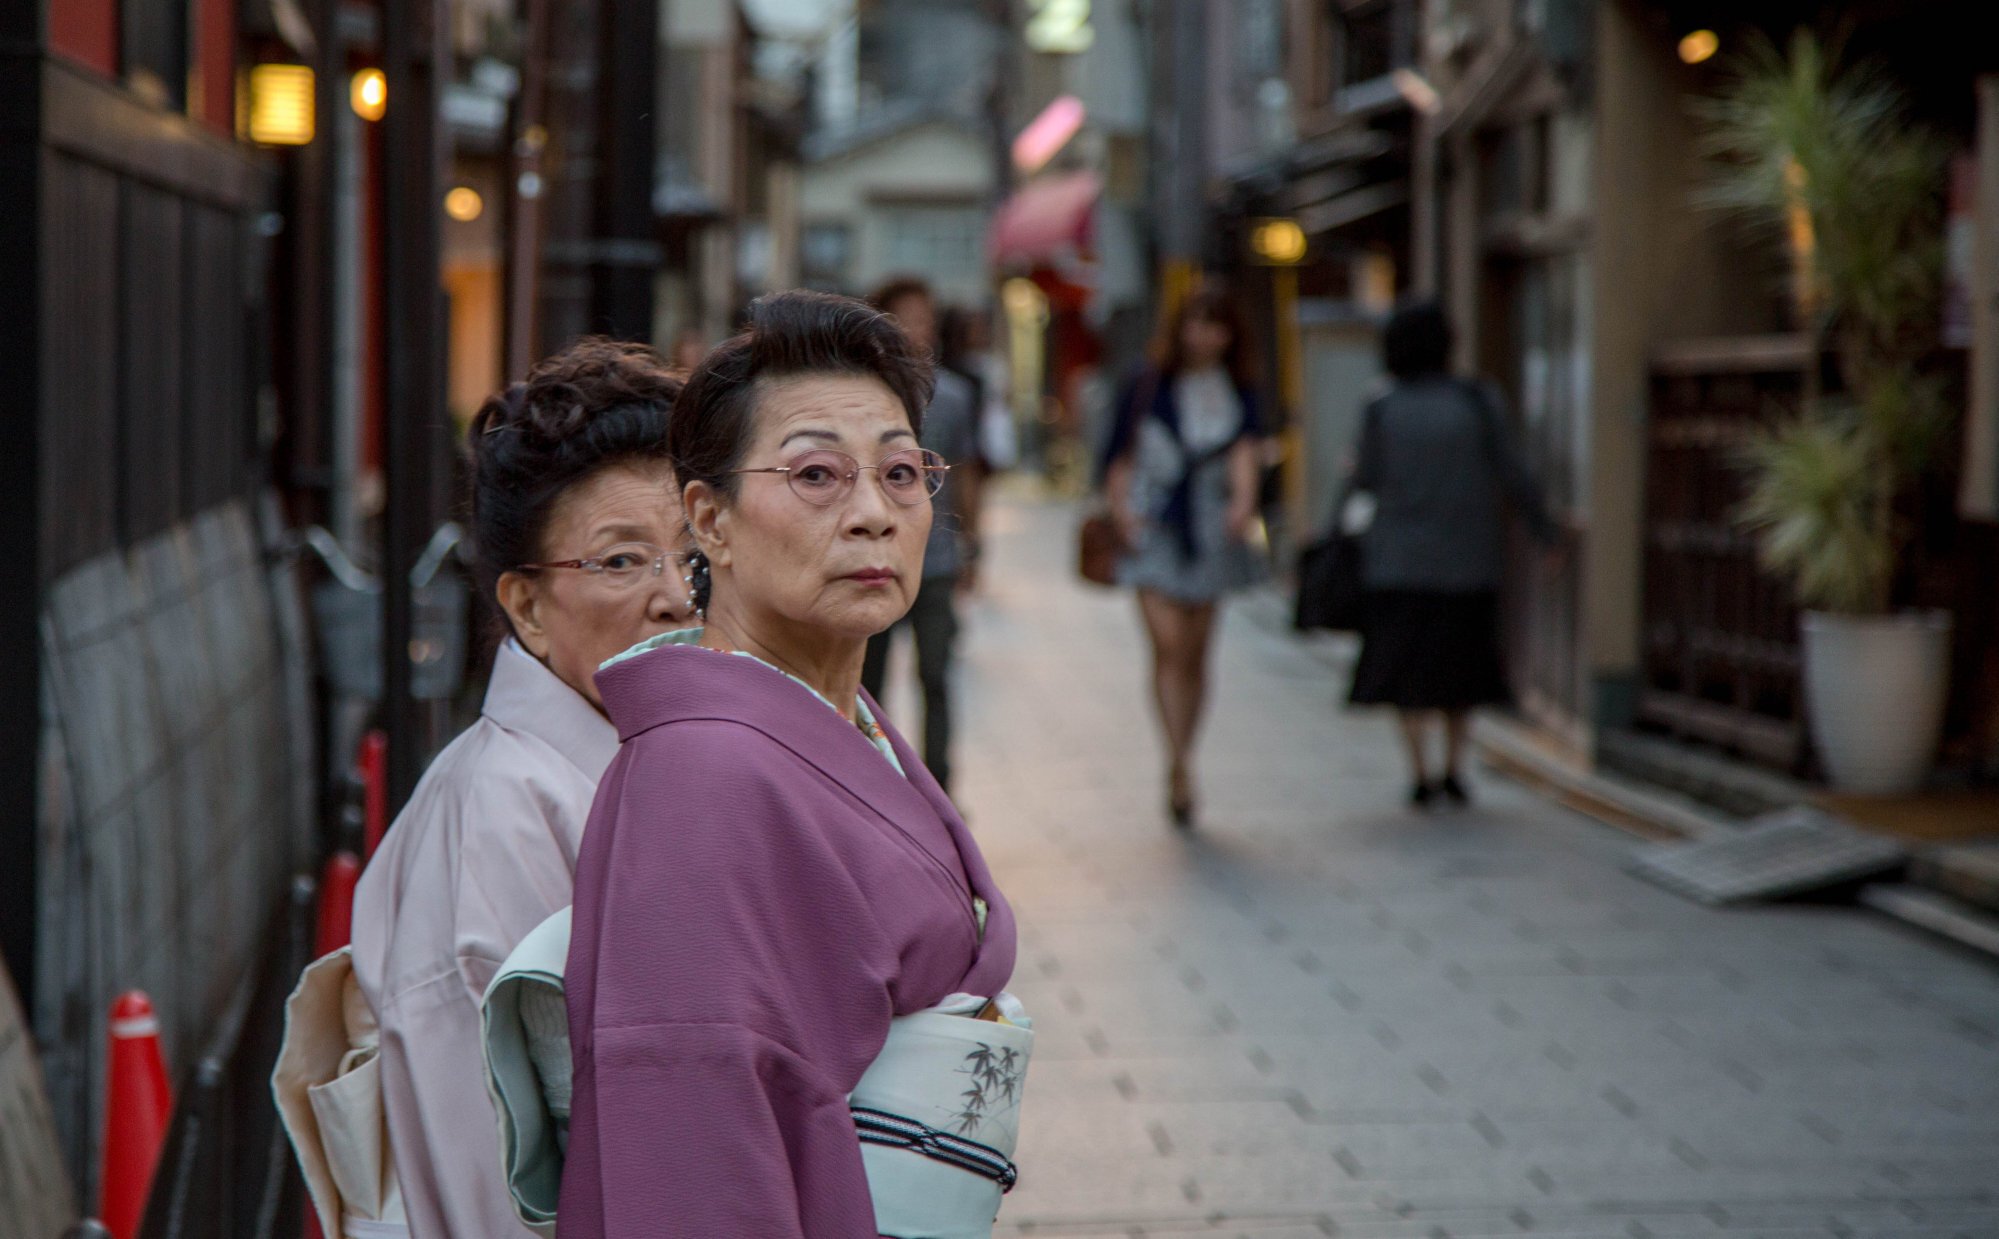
[{"left": 1101, "top": 291, "right": 1267, "bottom": 828}]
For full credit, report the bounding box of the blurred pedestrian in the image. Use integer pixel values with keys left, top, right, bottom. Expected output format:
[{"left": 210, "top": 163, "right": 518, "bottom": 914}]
[
  {"left": 350, "top": 339, "right": 695, "bottom": 1238},
  {"left": 1346, "top": 301, "right": 1555, "bottom": 808},
  {"left": 940, "top": 304, "right": 1019, "bottom": 474},
  {"left": 1101, "top": 290, "right": 1267, "bottom": 828},
  {"left": 862, "top": 277, "right": 982, "bottom": 793},
  {"left": 670, "top": 325, "right": 708, "bottom": 375}
]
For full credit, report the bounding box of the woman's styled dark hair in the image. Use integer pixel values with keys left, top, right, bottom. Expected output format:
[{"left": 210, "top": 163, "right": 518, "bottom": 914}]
[
  {"left": 669, "top": 290, "right": 934, "bottom": 504},
  {"left": 465, "top": 337, "right": 684, "bottom": 608},
  {"left": 1154, "top": 288, "right": 1251, "bottom": 385},
  {"left": 1382, "top": 301, "right": 1454, "bottom": 380}
]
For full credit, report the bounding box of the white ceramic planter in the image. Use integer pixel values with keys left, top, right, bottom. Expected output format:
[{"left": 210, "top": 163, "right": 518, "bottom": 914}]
[{"left": 1800, "top": 610, "right": 1953, "bottom": 795}]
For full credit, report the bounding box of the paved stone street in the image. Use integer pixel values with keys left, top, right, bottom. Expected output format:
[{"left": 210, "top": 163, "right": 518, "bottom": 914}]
[{"left": 897, "top": 492, "right": 1999, "bottom": 1239}]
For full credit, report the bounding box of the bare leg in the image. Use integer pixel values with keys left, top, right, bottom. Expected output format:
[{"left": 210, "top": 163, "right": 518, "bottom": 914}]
[
  {"left": 1138, "top": 590, "right": 1203, "bottom": 821},
  {"left": 1440, "top": 710, "right": 1473, "bottom": 804},
  {"left": 1396, "top": 711, "right": 1433, "bottom": 788},
  {"left": 1178, "top": 601, "right": 1220, "bottom": 760},
  {"left": 1138, "top": 590, "right": 1190, "bottom": 763},
  {"left": 1443, "top": 710, "right": 1472, "bottom": 780}
]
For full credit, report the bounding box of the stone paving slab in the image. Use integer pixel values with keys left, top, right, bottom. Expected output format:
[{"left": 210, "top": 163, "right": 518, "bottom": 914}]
[{"left": 910, "top": 495, "right": 1999, "bottom": 1239}]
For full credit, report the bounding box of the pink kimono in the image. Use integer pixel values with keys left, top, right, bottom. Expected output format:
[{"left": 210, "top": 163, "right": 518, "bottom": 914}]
[
  {"left": 353, "top": 643, "right": 619, "bottom": 1239},
  {"left": 560, "top": 643, "right": 1017, "bottom": 1238}
]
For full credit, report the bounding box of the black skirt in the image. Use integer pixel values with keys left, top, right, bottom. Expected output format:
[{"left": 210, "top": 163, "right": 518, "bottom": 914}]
[{"left": 1348, "top": 589, "right": 1511, "bottom": 710}]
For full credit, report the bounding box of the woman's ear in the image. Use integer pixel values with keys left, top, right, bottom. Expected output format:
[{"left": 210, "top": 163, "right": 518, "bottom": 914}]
[
  {"left": 495, "top": 571, "right": 551, "bottom": 659},
  {"left": 683, "top": 480, "right": 733, "bottom": 570}
]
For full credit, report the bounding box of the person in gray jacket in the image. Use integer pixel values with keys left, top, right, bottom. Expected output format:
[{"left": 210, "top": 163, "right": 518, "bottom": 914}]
[
  {"left": 1348, "top": 301, "right": 1556, "bottom": 808},
  {"left": 863, "top": 277, "right": 983, "bottom": 793}
]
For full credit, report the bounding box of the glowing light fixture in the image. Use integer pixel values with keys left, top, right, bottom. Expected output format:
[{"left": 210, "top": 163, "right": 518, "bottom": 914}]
[
  {"left": 248, "top": 64, "right": 316, "bottom": 146},
  {"left": 1025, "top": 0, "right": 1094, "bottom": 54},
  {"left": 1250, "top": 218, "right": 1307, "bottom": 266},
  {"left": 1678, "top": 30, "right": 1720, "bottom": 65},
  {"left": 351, "top": 68, "right": 388, "bottom": 121},
  {"left": 444, "top": 186, "right": 485, "bottom": 222},
  {"left": 1011, "top": 95, "right": 1086, "bottom": 174}
]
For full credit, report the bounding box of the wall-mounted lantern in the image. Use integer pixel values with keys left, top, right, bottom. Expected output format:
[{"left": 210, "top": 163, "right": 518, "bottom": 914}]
[
  {"left": 247, "top": 63, "right": 316, "bottom": 145},
  {"left": 352, "top": 68, "right": 388, "bottom": 122},
  {"left": 1249, "top": 218, "right": 1307, "bottom": 267},
  {"left": 1678, "top": 30, "right": 1720, "bottom": 65}
]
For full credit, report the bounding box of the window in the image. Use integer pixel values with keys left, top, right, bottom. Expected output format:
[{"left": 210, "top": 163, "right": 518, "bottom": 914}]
[
  {"left": 1333, "top": 0, "right": 1415, "bottom": 91},
  {"left": 878, "top": 204, "right": 985, "bottom": 287},
  {"left": 124, "top": 0, "right": 190, "bottom": 109},
  {"left": 802, "top": 224, "right": 854, "bottom": 285}
]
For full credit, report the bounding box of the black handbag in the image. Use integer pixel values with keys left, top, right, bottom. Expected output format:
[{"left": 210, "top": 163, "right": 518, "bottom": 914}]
[{"left": 1293, "top": 492, "right": 1366, "bottom": 633}]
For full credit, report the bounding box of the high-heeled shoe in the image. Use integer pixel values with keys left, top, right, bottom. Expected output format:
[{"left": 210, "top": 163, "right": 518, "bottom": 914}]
[{"left": 1167, "top": 764, "right": 1196, "bottom": 830}]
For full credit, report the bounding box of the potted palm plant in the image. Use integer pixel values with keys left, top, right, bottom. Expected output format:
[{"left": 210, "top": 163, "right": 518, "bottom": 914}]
[{"left": 1699, "top": 31, "right": 1954, "bottom": 794}]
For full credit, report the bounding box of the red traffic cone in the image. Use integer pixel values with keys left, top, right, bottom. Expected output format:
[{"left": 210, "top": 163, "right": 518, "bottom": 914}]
[
  {"left": 314, "top": 851, "right": 363, "bottom": 956},
  {"left": 99, "top": 991, "right": 172, "bottom": 1239},
  {"left": 358, "top": 730, "right": 388, "bottom": 860}
]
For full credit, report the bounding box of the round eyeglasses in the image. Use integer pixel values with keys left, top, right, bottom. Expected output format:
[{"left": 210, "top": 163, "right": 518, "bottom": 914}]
[
  {"left": 515, "top": 542, "right": 689, "bottom": 588},
  {"left": 730, "top": 447, "right": 948, "bottom": 507}
]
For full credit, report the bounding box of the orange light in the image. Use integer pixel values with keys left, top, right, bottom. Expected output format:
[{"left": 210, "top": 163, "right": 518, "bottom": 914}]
[
  {"left": 1251, "top": 218, "right": 1307, "bottom": 266},
  {"left": 351, "top": 68, "right": 387, "bottom": 122},
  {"left": 1678, "top": 30, "right": 1720, "bottom": 65},
  {"left": 444, "top": 187, "right": 484, "bottom": 222}
]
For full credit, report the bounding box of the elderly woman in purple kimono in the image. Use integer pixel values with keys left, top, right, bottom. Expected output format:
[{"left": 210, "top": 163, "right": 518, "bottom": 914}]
[
  {"left": 561, "top": 292, "right": 1019, "bottom": 1236},
  {"left": 351, "top": 340, "right": 696, "bottom": 1238}
]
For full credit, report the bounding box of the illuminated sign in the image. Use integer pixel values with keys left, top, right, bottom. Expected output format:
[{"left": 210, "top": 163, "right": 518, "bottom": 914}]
[
  {"left": 1026, "top": 0, "right": 1093, "bottom": 54},
  {"left": 1012, "top": 95, "right": 1086, "bottom": 173}
]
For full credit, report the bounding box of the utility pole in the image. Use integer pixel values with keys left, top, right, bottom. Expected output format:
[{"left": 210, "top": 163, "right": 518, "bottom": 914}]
[
  {"left": 1152, "top": 0, "right": 1208, "bottom": 315},
  {"left": 589, "top": 0, "right": 664, "bottom": 339},
  {"left": 380, "top": 0, "right": 447, "bottom": 809}
]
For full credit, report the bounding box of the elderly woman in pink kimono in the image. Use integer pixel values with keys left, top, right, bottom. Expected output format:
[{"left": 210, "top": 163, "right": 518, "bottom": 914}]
[
  {"left": 350, "top": 339, "right": 697, "bottom": 1238},
  {"left": 560, "top": 292, "right": 1020, "bottom": 1236}
]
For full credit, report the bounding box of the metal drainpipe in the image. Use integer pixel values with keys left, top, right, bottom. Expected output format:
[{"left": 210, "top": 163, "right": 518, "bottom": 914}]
[{"left": 380, "top": 0, "right": 445, "bottom": 810}]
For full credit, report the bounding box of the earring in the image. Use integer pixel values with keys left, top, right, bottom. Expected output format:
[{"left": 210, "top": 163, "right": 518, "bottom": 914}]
[{"left": 683, "top": 549, "right": 710, "bottom": 620}]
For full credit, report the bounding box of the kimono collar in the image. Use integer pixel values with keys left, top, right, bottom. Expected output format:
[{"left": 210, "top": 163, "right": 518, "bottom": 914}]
[
  {"left": 481, "top": 639, "right": 621, "bottom": 782},
  {"left": 595, "top": 639, "right": 1019, "bottom": 995}
]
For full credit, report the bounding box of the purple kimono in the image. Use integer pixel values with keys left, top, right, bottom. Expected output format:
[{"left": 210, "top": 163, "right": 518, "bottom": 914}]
[{"left": 559, "top": 643, "right": 1017, "bottom": 1237}]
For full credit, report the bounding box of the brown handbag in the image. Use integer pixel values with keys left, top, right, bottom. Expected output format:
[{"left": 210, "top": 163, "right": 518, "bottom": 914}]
[
  {"left": 1076, "top": 508, "right": 1126, "bottom": 587},
  {"left": 1077, "top": 370, "right": 1158, "bottom": 587}
]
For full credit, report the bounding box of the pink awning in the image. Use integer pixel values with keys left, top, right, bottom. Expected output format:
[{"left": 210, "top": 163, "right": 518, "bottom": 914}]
[{"left": 988, "top": 171, "right": 1101, "bottom": 265}]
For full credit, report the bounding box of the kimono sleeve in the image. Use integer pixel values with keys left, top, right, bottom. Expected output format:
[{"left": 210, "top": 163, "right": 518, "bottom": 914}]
[
  {"left": 562, "top": 724, "right": 897, "bottom": 1239},
  {"left": 449, "top": 755, "right": 581, "bottom": 1000}
]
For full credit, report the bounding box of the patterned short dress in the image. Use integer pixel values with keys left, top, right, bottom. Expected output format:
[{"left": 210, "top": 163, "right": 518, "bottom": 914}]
[{"left": 1113, "top": 368, "right": 1267, "bottom": 604}]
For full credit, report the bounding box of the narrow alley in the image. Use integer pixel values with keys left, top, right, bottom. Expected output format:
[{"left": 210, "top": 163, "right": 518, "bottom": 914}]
[{"left": 923, "top": 492, "right": 1999, "bottom": 1239}]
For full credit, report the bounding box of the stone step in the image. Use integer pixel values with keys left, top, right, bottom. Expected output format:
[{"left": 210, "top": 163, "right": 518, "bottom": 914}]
[
  {"left": 1859, "top": 882, "right": 1999, "bottom": 957},
  {"left": 1910, "top": 841, "right": 1999, "bottom": 916}
]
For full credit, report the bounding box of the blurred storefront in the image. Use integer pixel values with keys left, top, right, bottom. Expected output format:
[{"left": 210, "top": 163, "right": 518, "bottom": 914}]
[
  {"left": 5, "top": 0, "right": 782, "bottom": 1228},
  {"left": 1412, "top": 0, "right": 1999, "bottom": 794}
]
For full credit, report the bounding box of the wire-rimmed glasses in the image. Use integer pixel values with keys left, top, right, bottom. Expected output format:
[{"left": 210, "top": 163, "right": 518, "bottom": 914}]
[
  {"left": 515, "top": 542, "right": 688, "bottom": 588},
  {"left": 730, "top": 447, "right": 948, "bottom": 507}
]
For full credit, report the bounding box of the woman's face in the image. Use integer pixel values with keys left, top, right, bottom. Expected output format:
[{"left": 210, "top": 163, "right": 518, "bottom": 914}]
[
  {"left": 497, "top": 460, "right": 696, "bottom": 706},
  {"left": 1179, "top": 313, "right": 1232, "bottom": 369},
  {"left": 692, "top": 374, "right": 931, "bottom": 646}
]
